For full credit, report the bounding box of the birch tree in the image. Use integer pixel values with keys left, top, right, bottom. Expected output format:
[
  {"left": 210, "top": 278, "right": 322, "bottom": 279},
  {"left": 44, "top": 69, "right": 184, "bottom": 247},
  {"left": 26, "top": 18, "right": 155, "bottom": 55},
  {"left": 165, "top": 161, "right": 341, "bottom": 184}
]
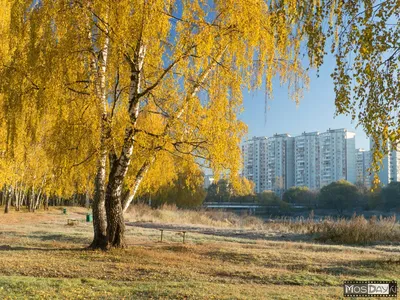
[
  {"left": 1, "top": 0, "right": 398, "bottom": 249},
  {"left": 329, "top": 0, "right": 399, "bottom": 184},
  {"left": 0, "top": 0, "right": 346, "bottom": 248}
]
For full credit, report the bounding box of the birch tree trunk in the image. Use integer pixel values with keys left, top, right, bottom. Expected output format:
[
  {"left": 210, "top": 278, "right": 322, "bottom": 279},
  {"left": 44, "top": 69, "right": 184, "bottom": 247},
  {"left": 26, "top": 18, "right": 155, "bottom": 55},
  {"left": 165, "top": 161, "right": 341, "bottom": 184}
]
[
  {"left": 122, "top": 157, "right": 155, "bottom": 213},
  {"left": 15, "top": 185, "right": 20, "bottom": 211},
  {"left": 91, "top": 152, "right": 108, "bottom": 248},
  {"left": 85, "top": 190, "right": 90, "bottom": 209},
  {"left": 44, "top": 194, "right": 49, "bottom": 211},
  {"left": 90, "top": 32, "right": 110, "bottom": 250},
  {"left": 4, "top": 186, "right": 10, "bottom": 213},
  {"left": 34, "top": 190, "right": 42, "bottom": 210},
  {"left": 104, "top": 43, "right": 146, "bottom": 248},
  {"left": 30, "top": 188, "right": 35, "bottom": 212},
  {"left": 104, "top": 44, "right": 226, "bottom": 247}
]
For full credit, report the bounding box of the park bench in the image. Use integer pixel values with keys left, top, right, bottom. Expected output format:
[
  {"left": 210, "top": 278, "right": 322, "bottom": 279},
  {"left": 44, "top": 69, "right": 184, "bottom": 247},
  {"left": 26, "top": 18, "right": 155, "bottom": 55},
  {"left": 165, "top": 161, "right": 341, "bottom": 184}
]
[
  {"left": 159, "top": 229, "right": 187, "bottom": 244},
  {"left": 67, "top": 219, "right": 79, "bottom": 226}
]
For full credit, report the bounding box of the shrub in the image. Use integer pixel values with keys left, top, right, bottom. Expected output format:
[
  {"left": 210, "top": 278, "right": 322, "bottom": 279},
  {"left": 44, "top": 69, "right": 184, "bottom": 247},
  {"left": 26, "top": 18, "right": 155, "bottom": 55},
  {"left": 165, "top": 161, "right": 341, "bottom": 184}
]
[
  {"left": 258, "top": 191, "right": 291, "bottom": 212},
  {"left": 318, "top": 180, "right": 359, "bottom": 213},
  {"left": 282, "top": 186, "right": 317, "bottom": 208},
  {"left": 258, "top": 190, "right": 280, "bottom": 205},
  {"left": 381, "top": 182, "right": 400, "bottom": 211}
]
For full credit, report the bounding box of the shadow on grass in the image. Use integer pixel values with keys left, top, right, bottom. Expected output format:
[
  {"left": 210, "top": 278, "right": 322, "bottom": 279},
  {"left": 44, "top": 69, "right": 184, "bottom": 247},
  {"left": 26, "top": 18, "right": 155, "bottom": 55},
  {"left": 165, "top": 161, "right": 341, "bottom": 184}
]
[
  {"left": 352, "top": 258, "right": 400, "bottom": 268},
  {"left": 317, "top": 258, "right": 400, "bottom": 278},
  {"left": 0, "top": 244, "right": 86, "bottom": 252},
  {"left": 37, "top": 234, "right": 90, "bottom": 244},
  {"left": 205, "top": 249, "right": 387, "bottom": 277},
  {"left": 1, "top": 230, "right": 90, "bottom": 244},
  {"left": 0, "top": 229, "right": 91, "bottom": 251},
  {"left": 206, "top": 250, "right": 257, "bottom": 264},
  {"left": 318, "top": 266, "right": 376, "bottom": 277}
]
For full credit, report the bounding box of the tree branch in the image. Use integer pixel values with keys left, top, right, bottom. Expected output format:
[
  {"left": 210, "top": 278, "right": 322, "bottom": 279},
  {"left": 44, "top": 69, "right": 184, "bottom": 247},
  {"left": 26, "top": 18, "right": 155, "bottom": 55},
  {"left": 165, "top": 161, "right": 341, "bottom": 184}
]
[{"left": 138, "top": 45, "right": 196, "bottom": 98}]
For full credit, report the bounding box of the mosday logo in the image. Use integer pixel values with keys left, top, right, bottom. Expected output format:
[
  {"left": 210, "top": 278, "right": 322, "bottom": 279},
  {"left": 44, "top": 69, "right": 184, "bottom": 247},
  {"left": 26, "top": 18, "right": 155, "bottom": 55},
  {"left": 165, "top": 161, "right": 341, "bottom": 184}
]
[
  {"left": 344, "top": 281, "right": 397, "bottom": 297},
  {"left": 369, "top": 284, "right": 390, "bottom": 295}
]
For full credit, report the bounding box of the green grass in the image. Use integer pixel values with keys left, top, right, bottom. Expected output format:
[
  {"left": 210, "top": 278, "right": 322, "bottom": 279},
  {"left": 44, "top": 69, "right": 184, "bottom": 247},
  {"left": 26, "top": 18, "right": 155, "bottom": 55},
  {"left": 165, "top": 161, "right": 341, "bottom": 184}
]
[
  {"left": 0, "top": 207, "right": 399, "bottom": 299},
  {"left": 0, "top": 276, "right": 346, "bottom": 300}
]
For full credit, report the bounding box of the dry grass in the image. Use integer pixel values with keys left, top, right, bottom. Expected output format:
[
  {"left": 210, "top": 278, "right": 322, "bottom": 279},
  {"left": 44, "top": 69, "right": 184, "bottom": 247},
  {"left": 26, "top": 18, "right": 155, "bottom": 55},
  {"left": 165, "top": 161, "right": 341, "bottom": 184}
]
[
  {"left": 313, "top": 215, "right": 400, "bottom": 244},
  {"left": 0, "top": 207, "right": 399, "bottom": 299},
  {"left": 128, "top": 204, "right": 400, "bottom": 245},
  {"left": 264, "top": 214, "right": 400, "bottom": 245},
  {"left": 127, "top": 203, "right": 265, "bottom": 229}
]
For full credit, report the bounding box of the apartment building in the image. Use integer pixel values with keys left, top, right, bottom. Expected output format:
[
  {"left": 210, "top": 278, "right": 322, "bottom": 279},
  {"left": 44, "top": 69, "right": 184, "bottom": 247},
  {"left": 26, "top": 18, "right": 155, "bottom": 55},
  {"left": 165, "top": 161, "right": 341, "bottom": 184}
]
[
  {"left": 242, "top": 135, "right": 294, "bottom": 194},
  {"left": 355, "top": 148, "right": 372, "bottom": 188},
  {"left": 319, "top": 129, "right": 356, "bottom": 187},
  {"left": 370, "top": 140, "right": 400, "bottom": 185},
  {"left": 265, "top": 134, "right": 294, "bottom": 196},
  {"left": 242, "top": 137, "right": 268, "bottom": 193},
  {"left": 294, "top": 132, "right": 320, "bottom": 189},
  {"left": 389, "top": 145, "right": 400, "bottom": 182},
  {"left": 242, "top": 128, "right": 357, "bottom": 193}
]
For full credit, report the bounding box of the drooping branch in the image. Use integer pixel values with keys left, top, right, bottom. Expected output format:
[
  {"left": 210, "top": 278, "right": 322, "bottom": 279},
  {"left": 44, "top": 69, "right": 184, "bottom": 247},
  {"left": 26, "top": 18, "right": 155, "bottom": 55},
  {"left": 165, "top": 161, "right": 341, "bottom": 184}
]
[
  {"left": 2, "top": 64, "right": 41, "bottom": 90},
  {"left": 67, "top": 87, "right": 91, "bottom": 95},
  {"left": 138, "top": 45, "right": 196, "bottom": 98},
  {"left": 67, "top": 148, "right": 95, "bottom": 168},
  {"left": 164, "top": 44, "right": 229, "bottom": 136}
]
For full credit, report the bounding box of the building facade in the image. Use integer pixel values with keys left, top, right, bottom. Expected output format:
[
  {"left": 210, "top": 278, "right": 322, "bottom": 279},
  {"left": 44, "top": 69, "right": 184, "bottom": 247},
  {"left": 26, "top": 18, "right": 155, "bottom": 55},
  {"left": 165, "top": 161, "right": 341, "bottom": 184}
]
[
  {"left": 242, "top": 135, "right": 294, "bottom": 194},
  {"left": 242, "top": 128, "right": 357, "bottom": 194},
  {"left": 389, "top": 144, "right": 400, "bottom": 183},
  {"left": 370, "top": 140, "right": 400, "bottom": 185},
  {"left": 355, "top": 148, "right": 372, "bottom": 188},
  {"left": 242, "top": 137, "right": 268, "bottom": 193},
  {"left": 294, "top": 132, "right": 320, "bottom": 189},
  {"left": 318, "top": 129, "right": 356, "bottom": 187},
  {"left": 265, "top": 134, "right": 294, "bottom": 196}
]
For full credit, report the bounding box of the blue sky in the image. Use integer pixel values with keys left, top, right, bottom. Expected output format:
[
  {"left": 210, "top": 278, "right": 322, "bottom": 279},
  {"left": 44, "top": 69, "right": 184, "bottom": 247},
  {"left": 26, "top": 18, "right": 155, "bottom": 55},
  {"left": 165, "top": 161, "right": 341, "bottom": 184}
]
[{"left": 239, "top": 54, "right": 370, "bottom": 150}]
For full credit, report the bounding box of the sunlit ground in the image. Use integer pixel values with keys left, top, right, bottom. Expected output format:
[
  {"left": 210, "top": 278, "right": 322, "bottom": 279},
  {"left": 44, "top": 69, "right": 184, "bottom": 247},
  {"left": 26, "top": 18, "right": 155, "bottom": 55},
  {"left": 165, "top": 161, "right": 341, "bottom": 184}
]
[{"left": 0, "top": 207, "right": 399, "bottom": 299}]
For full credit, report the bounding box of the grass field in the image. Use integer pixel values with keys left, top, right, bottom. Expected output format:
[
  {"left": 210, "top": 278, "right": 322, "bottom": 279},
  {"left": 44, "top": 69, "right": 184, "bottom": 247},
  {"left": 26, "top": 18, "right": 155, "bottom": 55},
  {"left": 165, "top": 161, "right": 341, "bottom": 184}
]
[{"left": 0, "top": 207, "right": 399, "bottom": 299}]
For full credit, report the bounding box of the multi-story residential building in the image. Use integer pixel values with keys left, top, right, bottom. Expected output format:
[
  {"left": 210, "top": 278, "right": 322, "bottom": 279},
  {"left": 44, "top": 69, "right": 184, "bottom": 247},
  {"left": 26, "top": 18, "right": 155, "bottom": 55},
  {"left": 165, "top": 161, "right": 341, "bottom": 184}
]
[
  {"left": 319, "top": 129, "right": 356, "bottom": 187},
  {"left": 294, "top": 131, "right": 320, "bottom": 189},
  {"left": 355, "top": 148, "right": 372, "bottom": 188},
  {"left": 265, "top": 134, "right": 294, "bottom": 196},
  {"left": 370, "top": 140, "right": 400, "bottom": 185},
  {"left": 389, "top": 144, "right": 400, "bottom": 183},
  {"left": 242, "top": 135, "right": 294, "bottom": 194},
  {"left": 242, "top": 128, "right": 357, "bottom": 193},
  {"left": 242, "top": 137, "right": 268, "bottom": 193}
]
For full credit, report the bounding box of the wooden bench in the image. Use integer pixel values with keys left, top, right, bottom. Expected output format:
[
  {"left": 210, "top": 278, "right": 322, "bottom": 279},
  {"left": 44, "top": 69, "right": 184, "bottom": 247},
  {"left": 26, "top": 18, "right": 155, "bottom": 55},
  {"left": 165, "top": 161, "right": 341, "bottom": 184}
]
[
  {"left": 159, "top": 229, "right": 187, "bottom": 243},
  {"left": 67, "top": 219, "right": 79, "bottom": 226}
]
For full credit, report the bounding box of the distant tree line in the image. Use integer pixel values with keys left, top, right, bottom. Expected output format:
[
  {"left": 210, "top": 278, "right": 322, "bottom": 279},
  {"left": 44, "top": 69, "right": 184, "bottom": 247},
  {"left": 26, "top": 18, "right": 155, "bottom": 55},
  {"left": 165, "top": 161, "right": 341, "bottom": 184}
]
[
  {"left": 205, "top": 179, "right": 400, "bottom": 213},
  {"left": 0, "top": 187, "right": 91, "bottom": 213},
  {"left": 3, "top": 178, "right": 397, "bottom": 214},
  {"left": 204, "top": 179, "right": 290, "bottom": 211}
]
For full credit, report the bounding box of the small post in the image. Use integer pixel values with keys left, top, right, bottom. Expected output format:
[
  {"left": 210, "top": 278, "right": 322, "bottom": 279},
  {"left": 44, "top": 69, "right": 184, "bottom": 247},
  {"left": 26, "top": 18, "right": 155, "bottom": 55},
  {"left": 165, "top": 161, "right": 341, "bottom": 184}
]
[
  {"left": 182, "top": 231, "right": 186, "bottom": 244},
  {"left": 160, "top": 229, "right": 163, "bottom": 243}
]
